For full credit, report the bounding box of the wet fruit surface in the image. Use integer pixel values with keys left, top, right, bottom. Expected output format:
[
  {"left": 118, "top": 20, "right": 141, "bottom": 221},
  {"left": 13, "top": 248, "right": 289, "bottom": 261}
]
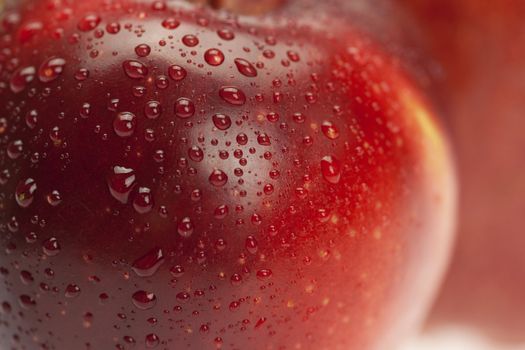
[{"left": 0, "top": 1, "right": 455, "bottom": 349}]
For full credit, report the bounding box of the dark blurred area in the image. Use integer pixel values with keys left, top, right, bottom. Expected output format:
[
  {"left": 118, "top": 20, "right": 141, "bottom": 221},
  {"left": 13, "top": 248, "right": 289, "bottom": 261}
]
[{"left": 400, "top": 0, "right": 525, "bottom": 344}]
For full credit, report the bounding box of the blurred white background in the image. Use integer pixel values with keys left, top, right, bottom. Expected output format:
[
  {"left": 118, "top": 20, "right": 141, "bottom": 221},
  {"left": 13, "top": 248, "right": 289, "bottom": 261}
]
[{"left": 404, "top": 328, "right": 525, "bottom": 350}]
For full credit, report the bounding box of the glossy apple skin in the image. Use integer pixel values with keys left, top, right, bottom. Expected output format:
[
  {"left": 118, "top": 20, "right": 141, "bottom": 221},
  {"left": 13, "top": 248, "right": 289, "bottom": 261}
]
[
  {"left": 401, "top": 0, "right": 525, "bottom": 343},
  {"left": 0, "top": 1, "right": 455, "bottom": 349}
]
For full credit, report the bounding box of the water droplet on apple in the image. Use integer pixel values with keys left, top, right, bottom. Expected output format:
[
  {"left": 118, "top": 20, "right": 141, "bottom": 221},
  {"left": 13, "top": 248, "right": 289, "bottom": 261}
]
[
  {"left": 204, "top": 48, "right": 225, "bottom": 66},
  {"left": 107, "top": 166, "right": 137, "bottom": 204},
  {"left": 321, "top": 156, "right": 341, "bottom": 184},
  {"left": 234, "top": 58, "right": 257, "bottom": 77},
  {"left": 245, "top": 235, "right": 258, "bottom": 254},
  {"left": 78, "top": 14, "right": 101, "bottom": 32},
  {"left": 42, "top": 237, "right": 61, "bottom": 257},
  {"left": 170, "top": 265, "right": 184, "bottom": 277},
  {"left": 293, "top": 112, "right": 306, "bottom": 124},
  {"left": 19, "top": 21, "right": 43, "bottom": 43},
  {"left": 321, "top": 121, "right": 340, "bottom": 140},
  {"left": 257, "top": 133, "right": 271, "bottom": 146},
  {"left": 168, "top": 65, "right": 187, "bottom": 81},
  {"left": 113, "top": 112, "right": 137, "bottom": 137},
  {"left": 214, "top": 204, "right": 229, "bottom": 219},
  {"left": 219, "top": 86, "right": 246, "bottom": 106},
  {"left": 132, "top": 247, "right": 164, "bottom": 277},
  {"left": 162, "top": 18, "right": 180, "bottom": 29},
  {"left": 10, "top": 66, "right": 36, "bottom": 93},
  {"left": 145, "top": 101, "right": 162, "bottom": 119},
  {"left": 106, "top": 22, "right": 121, "bottom": 34},
  {"left": 20, "top": 270, "right": 34, "bottom": 285},
  {"left": 255, "top": 317, "right": 267, "bottom": 328},
  {"left": 122, "top": 60, "right": 148, "bottom": 79},
  {"left": 15, "top": 178, "right": 37, "bottom": 208},
  {"left": 188, "top": 146, "right": 204, "bottom": 162},
  {"left": 182, "top": 34, "right": 199, "bottom": 47},
  {"left": 65, "top": 284, "right": 81, "bottom": 298},
  {"left": 176, "top": 291, "right": 190, "bottom": 303},
  {"left": 38, "top": 57, "right": 66, "bottom": 83},
  {"left": 135, "top": 44, "right": 151, "bottom": 57},
  {"left": 287, "top": 51, "right": 300, "bottom": 62},
  {"left": 209, "top": 169, "right": 228, "bottom": 187},
  {"left": 132, "top": 290, "right": 157, "bottom": 310},
  {"left": 178, "top": 217, "right": 194, "bottom": 238},
  {"left": 133, "top": 187, "right": 154, "bottom": 214},
  {"left": 217, "top": 28, "right": 235, "bottom": 40},
  {"left": 212, "top": 114, "right": 232, "bottom": 130},
  {"left": 155, "top": 75, "right": 169, "bottom": 89},
  {"left": 18, "top": 295, "right": 36, "bottom": 309},
  {"left": 25, "top": 110, "right": 38, "bottom": 129},
  {"left": 46, "top": 190, "right": 62, "bottom": 206},
  {"left": 174, "top": 98, "right": 195, "bottom": 118},
  {"left": 145, "top": 333, "right": 160, "bottom": 348},
  {"left": 75, "top": 68, "right": 90, "bottom": 81}
]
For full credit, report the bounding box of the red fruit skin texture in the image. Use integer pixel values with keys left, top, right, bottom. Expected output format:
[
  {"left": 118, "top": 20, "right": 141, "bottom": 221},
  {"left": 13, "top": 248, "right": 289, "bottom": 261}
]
[{"left": 0, "top": 1, "right": 455, "bottom": 349}]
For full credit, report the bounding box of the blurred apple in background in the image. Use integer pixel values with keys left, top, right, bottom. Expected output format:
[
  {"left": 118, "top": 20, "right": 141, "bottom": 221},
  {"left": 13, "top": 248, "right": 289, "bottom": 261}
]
[{"left": 400, "top": 0, "right": 525, "bottom": 345}]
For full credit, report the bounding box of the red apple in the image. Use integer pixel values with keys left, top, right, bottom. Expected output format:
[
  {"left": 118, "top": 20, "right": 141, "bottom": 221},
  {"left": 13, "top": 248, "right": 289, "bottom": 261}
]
[
  {"left": 402, "top": 0, "right": 525, "bottom": 343},
  {"left": 0, "top": 1, "right": 455, "bottom": 349}
]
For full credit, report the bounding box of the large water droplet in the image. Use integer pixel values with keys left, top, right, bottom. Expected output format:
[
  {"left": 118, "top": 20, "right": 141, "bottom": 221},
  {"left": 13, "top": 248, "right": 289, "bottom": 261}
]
[
  {"left": 20, "top": 270, "right": 34, "bottom": 285},
  {"left": 15, "top": 178, "right": 37, "bottom": 208},
  {"left": 113, "top": 112, "right": 137, "bottom": 137},
  {"left": 236, "top": 133, "right": 248, "bottom": 145},
  {"left": 257, "top": 133, "right": 271, "bottom": 146},
  {"left": 245, "top": 235, "right": 258, "bottom": 254},
  {"left": 145, "top": 333, "right": 160, "bottom": 348},
  {"left": 234, "top": 58, "right": 257, "bottom": 77},
  {"left": 132, "top": 290, "right": 157, "bottom": 310},
  {"left": 287, "top": 50, "right": 300, "bottom": 62},
  {"left": 132, "top": 247, "right": 164, "bottom": 277},
  {"left": 256, "top": 269, "right": 273, "bottom": 280},
  {"left": 204, "top": 48, "right": 225, "bottom": 66},
  {"left": 135, "top": 44, "right": 151, "bottom": 57},
  {"left": 65, "top": 284, "right": 81, "bottom": 298},
  {"left": 19, "top": 21, "right": 43, "bottom": 43},
  {"left": 46, "top": 190, "right": 62, "bottom": 206},
  {"left": 19, "top": 295, "right": 36, "bottom": 309},
  {"left": 178, "top": 217, "right": 194, "bottom": 238},
  {"left": 38, "top": 57, "right": 66, "bottom": 83},
  {"left": 209, "top": 169, "right": 228, "bottom": 187},
  {"left": 174, "top": 98, "right": 195, "bottom": 119},
  {"left": 123, "top": 60, "right": 148, "bottom": 79},
  {"left": 107, "top": 166, "right": 137, "bottom": 204},
  {"left": 182, "top": 34, "right": 199, "bottom": 47},
  {"left": 217, "top": 28, "right": 235, "bottom": 40},
  {"left": 162, "top": 18, "right": 180, "bottom": 29},
  {"left": 42, "top": 237, "right": 61, "bottom": 256},
  {"left": 78, "top": 14, "right": 101, "bottom": 32},
  {"left": 212, "top": 114, "right": 232, "bottom": 130},
  {"left": 213, "top": 204, "right": 228, "bottom": 219},
  {"left": 321, "top": 121, "right": 340, "bottom": 140},
  {"left": 75, "top": 68, "right": 90, "bottom": 81},
  {"left": 176, "top": 291, "right": 190, "bottom": 303},
  {"left": 321, "top": 156, "right": 341, "bottom": 184},
  {"left": 145, "top": 101, "right": 162, "bottom": 119},
  {"left": 168, "top": 65, "right": 187, "bottom": 81},
  {"left": 133, "top": 187, "right": 154, "bottom": 214},
  {"left": 219, "top": 86, "right": 246, "bottom": 106},
  {"left": 188, "top": 146, "right": 204, "bottom": 162},
  {"left": 10, "top": 66, "right": 36, "bottom": 93},
  {"left": 106, "top": 22, "right": 121, "bottom": 34},
  {"left": 170, "top": 265, "right": 184, "bottom": 277}
]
